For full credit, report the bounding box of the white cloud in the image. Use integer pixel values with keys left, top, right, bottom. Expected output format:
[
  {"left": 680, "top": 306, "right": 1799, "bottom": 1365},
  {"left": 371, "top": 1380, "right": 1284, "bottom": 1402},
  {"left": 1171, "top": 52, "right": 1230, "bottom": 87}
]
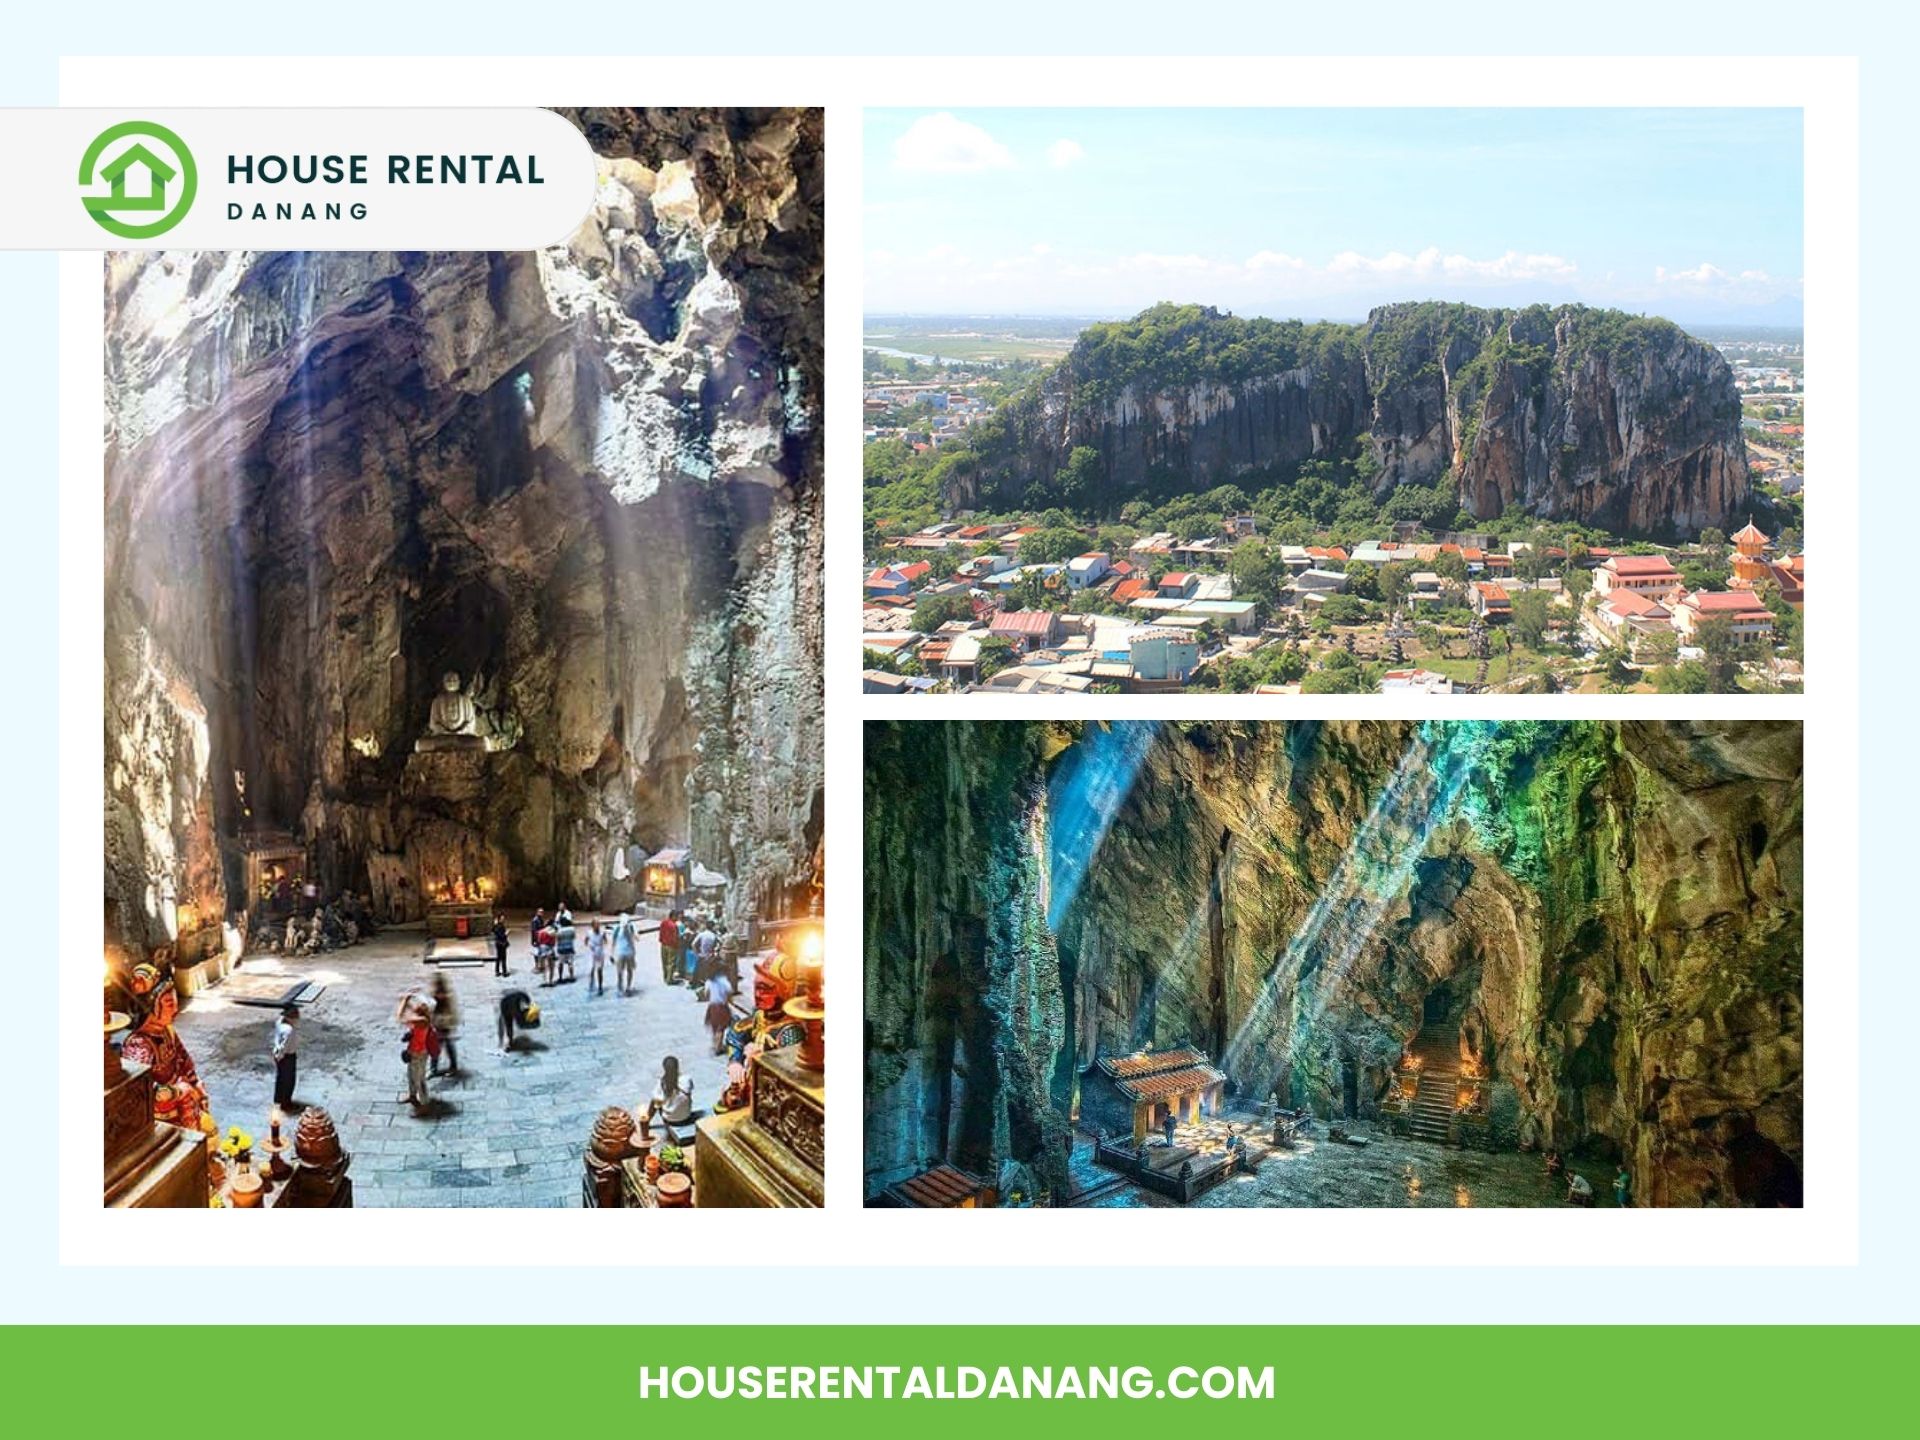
[
  {"left": 1046, "top": 138, "right": 1085, "bottom": 169},
  {"left": 1326, "top": 246, "right": 1576, "bottom": 282},
  {"left": 865, "top": 239, "right": 1802, "bottom": 319},
  {"left": 1650, "top": 262, "right": 1802, "bottom": 306},
  {"left": 892, "top": 113, "right": 1015, "bottom": 174}
]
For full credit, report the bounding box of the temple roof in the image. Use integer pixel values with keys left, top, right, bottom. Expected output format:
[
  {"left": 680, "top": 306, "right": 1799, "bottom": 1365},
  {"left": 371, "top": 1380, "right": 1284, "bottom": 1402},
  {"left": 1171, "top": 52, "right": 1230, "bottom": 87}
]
[
  {"left": 1099, "top": 1046, "right": 1210, "bottom": 1080},
  {"left": 891, "top": 1164, "right": 987, "bottom": 1207},
  {"left": 1112, "top": 1064, "right": 1228, "bottom": 1103}
]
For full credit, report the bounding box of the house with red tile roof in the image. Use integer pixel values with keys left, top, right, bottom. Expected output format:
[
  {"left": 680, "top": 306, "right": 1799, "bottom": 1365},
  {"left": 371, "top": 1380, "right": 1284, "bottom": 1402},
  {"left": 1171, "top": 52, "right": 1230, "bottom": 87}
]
[
  {"left": 988, "top": 609, "right": 1061, "bottom": 652},
  {"left": 1672, "top": 589, "right": 1775, "bottom": 642},
  {"left": 1471, "top": 581, "right": 1513, "bottom": 621},
  {"left": 1594, "top": 554, "right": 1682, "bottom": 597},
  {"left": 1593, "top": 586, "right": 1674, "bottom": 643}
]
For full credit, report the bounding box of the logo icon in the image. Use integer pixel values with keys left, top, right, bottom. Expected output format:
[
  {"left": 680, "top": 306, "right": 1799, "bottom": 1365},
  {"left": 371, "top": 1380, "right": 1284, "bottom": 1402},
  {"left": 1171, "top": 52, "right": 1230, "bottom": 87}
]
[{"left": 78, "top": 121, "right": 197, "bottom": 239}]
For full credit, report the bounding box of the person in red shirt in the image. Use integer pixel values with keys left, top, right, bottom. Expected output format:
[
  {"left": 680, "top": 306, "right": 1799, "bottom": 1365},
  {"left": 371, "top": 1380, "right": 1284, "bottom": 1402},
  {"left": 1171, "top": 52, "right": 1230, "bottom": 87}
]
[
  {"left": 396, "top": 993, "right": 438, "bottom": 1108},
  {"left": 657, "top": 912, "right": 679, "bottom": 988}
]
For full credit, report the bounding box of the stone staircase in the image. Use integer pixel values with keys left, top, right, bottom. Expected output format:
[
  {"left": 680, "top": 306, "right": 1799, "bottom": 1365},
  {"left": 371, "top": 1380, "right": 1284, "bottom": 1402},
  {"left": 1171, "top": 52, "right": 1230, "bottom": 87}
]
[{"left": 1405, "top": 1025, "right": 1460, "bottom": 1145}]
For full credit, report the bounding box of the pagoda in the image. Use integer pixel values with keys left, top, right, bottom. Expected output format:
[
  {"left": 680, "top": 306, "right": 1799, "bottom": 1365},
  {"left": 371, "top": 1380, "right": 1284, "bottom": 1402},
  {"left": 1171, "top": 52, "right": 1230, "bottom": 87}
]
[{"left": 1729, "top": 519, "right": 1772, "bottom": 590}]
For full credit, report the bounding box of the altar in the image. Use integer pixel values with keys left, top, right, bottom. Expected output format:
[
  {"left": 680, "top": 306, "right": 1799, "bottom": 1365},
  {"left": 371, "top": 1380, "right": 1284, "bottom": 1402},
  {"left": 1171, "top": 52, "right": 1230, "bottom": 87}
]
[
  {"left": 693, "top": 1045, "right": 824, "bottom": 1208},
  {"left": 104, "top": 1048, "right": 208, "bottom": 1209}
]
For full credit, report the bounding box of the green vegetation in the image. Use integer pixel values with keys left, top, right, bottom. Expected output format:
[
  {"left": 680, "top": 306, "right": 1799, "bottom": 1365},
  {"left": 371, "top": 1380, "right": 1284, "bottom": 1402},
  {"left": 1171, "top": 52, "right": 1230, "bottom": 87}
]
[{"left": 1061, "top": 303, "right": 1357, "bottom": 408}]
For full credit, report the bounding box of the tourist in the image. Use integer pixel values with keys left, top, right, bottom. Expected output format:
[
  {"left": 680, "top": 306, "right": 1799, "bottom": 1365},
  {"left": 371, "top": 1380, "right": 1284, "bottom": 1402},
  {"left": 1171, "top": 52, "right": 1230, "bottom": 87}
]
[
  {"left": 612, "top": 911, "right": 637, "bottom": 996},
  {"left": 703, "top": 967, "right": 734, "bottom": 1055},
  {"left": 693, "top": 917, "right": 719, "bottom": 987},
  {"left": 658, "top": 910, "right": 680, "bottom": 986},
  {"left": 649, "top": 1055, "right": 701, "bottom": 1132},
  {"left": 270, "top": 1005, "right": 299, "bottom": 1108},
  {"left": 1162, "top": 1113, "right": 1178, "bottom": 1148},
  {"left": 497, "top": 989, "right": 540, "bottom": 1051},
  {"left": 1614, "top": 1164, "right": 1632, "bottom": 1207},
  {"left": 492, "top": 913, "right": 510, "bottom": 977},
  {"left": 1567, "top": 1171, "right": 1594, "bottom": 1207},
  {"left": 534, "top": 918, "right": 556, "bottom": 982},
  {"left": 529, "top": 908, "right": 547, "bottom": 974},
  {"left": 586, "top": 919, "right": 609, "bottom": 995},
  {"left": 397, "top": 995, "right": 437, "bottom": 1109},
  {"left": 1545, "top": 1149, "right": 1563, "bottom": 1181},
  {"left": 553, "top": 907, "right": 577, "bottom": 983},
  {"left": 429, "top": 970, "right": 460, "bottom": 1078}
]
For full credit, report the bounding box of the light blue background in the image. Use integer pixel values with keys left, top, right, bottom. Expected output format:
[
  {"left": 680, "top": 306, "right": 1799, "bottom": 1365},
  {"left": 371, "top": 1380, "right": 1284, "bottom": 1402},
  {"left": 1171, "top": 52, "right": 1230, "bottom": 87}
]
[{"left": 5, "top": 1, "right": 1910, "bottom": 1325}]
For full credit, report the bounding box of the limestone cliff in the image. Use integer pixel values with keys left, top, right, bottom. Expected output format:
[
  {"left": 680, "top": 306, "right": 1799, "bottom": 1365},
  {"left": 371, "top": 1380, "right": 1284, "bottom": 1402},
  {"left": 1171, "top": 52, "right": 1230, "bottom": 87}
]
[
  {"left": 863, "top": 721, "right": 1802, "bottom": 1207},
  {"left": 104, "top": 108, "right": 823, "bottom": 952},
  {"left": 956, "top": 301, "right": 1747, "bottom": 540}
]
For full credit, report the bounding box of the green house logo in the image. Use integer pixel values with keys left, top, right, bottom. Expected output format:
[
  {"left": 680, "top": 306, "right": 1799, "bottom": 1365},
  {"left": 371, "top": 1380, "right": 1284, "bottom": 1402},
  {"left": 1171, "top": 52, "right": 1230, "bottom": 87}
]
[{"left": 78, "top": 121, "right": 197, "bottom": 239}]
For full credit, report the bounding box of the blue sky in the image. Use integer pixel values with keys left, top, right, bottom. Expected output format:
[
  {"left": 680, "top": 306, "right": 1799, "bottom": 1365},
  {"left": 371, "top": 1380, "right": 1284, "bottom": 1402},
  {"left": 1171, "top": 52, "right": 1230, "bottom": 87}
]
[{"left": 864, "top": 109, "right": 1803, "bottom": 324}]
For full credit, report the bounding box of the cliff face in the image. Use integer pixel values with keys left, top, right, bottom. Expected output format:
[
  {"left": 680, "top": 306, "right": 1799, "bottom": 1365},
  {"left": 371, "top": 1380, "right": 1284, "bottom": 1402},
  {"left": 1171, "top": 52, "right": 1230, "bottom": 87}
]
[
  {"left": 864, "top": 721, "right": 1803, "bottom": 1207},
  {"left": 863, "top": 721, "right": 1074, "bottom": 1199},
  {"left": 105, "top": 108, "right": 823, "bottom": 952},
  {"left": 960, "top": 302, "right": 1747, "bottom": 540}
]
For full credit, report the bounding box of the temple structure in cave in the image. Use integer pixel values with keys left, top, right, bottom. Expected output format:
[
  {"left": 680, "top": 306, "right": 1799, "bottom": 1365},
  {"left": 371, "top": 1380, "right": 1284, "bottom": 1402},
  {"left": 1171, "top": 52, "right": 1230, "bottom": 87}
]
[
  {"left": 865, "top": 720, "right": 1803, "bottom": 1209},
  {"left": 102, "top": 108, "right": 826, "bottom": 1209}
]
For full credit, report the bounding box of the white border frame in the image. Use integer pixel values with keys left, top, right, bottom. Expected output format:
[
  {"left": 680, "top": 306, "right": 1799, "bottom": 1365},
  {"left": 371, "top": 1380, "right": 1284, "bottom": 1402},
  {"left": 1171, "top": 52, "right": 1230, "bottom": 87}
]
[{"left": 59, "top": 55, "right": 1855, "bottom": 1269}]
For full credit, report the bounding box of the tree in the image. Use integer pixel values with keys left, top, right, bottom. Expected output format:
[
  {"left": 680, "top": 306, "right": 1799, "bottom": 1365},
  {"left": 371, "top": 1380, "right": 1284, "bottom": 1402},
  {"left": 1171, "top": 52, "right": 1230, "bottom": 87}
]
[
  {"left": 1694, "top": 614, "right": 1744, "bottom": 693},
  {"left": 1638, "top": 628, "right": 1679, "bottom": 668},
  {"left": 1229, "top": 539, "right": 1284, "bottom": 608},
  {"left": 926, "top": 547, "right": 963, "bottom": 581},
  {"left": 911, "top": 593, "right": 973, "bottom": 634},
  {"left": 1603, "top": 639, "right": 1636, "bottom": 691},
  {"left": 975, "top": 635, "right": 1014, "bottom": 681},
  {"left": 1508, "top": 589, "right": 1550, "bottom": 650},
  {"left": 1377, "top": 562, "right": 1412, "bottom": 610},
  {"left": 1019, "top": 528, "right": 1084, "bottom": 565},
  {"left": 1432, "top": 550, "right": 1468, "bottom": 583},
  {"left": 1652, "top": 660, "right": 1711, "bottom": 694},
  {"left": 1006, "top": 571, "right": 1052, "bottom": 612},
  {"left": 1562, "top": 565, "right": 1593, "bottom": 606}
]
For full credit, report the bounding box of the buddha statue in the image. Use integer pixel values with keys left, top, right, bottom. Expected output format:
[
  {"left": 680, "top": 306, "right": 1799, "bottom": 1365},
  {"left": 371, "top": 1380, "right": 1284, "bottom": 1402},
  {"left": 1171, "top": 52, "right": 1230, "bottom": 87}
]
[
  {"left": 415, "top": 669, "right": 521, "bottom": 754},
  {"left": 416, "top": 671, "right": 484, "bottom": 752}
]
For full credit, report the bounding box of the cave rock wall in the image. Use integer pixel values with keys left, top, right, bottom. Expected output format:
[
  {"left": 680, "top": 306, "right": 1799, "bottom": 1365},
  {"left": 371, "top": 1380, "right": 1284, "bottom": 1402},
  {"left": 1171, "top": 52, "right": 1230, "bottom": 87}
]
[{"left": 104, "top": 108, "right": 823, "bottom": 950}]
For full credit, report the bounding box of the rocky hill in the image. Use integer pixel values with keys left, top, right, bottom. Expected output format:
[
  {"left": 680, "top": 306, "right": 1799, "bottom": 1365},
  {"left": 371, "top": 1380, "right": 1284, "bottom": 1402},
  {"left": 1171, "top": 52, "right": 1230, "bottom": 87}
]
[{"left": 951, "top": 301, "right": 1748, "bottom": 540}]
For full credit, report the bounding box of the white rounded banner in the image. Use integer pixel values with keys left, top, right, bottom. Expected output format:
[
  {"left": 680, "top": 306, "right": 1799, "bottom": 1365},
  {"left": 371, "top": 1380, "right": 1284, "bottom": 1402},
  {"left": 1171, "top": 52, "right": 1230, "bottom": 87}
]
[{"left": 5, "top": 108, "right": 601, "bottom": 250}]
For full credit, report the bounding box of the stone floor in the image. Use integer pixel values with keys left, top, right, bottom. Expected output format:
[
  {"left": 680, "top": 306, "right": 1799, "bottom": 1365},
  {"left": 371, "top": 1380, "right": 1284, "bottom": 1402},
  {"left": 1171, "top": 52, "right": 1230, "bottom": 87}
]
[
  {"left": 1073, "top": 1115, "right": 1606, "bottom": 1208},
  {"left": 173, "top": 915, "right": 733, "bottom": 1207}
]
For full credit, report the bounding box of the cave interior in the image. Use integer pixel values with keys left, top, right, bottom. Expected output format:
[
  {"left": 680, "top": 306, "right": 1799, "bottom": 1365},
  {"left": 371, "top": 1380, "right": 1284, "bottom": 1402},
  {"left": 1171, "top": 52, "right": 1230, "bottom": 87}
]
[
  {"left": 105, "top": 109, "right": 826, "bottom": 969},
  {"left": 864, "top": 720, "right": 1804, "bottom": 1208}
]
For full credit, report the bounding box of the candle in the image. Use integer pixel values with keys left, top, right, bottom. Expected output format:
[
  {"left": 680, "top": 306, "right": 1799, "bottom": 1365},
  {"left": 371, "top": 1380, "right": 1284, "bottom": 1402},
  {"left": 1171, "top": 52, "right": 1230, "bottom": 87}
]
[{"left": 270, "top": 1107, "right": 283, "bottom": 1146}]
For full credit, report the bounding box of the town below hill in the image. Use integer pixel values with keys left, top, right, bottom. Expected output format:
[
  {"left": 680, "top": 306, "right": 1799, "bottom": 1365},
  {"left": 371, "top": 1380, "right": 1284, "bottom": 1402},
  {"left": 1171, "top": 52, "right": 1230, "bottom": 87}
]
[{"left": 861, "top": 512, "right": 1804, "bottom": 696}]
